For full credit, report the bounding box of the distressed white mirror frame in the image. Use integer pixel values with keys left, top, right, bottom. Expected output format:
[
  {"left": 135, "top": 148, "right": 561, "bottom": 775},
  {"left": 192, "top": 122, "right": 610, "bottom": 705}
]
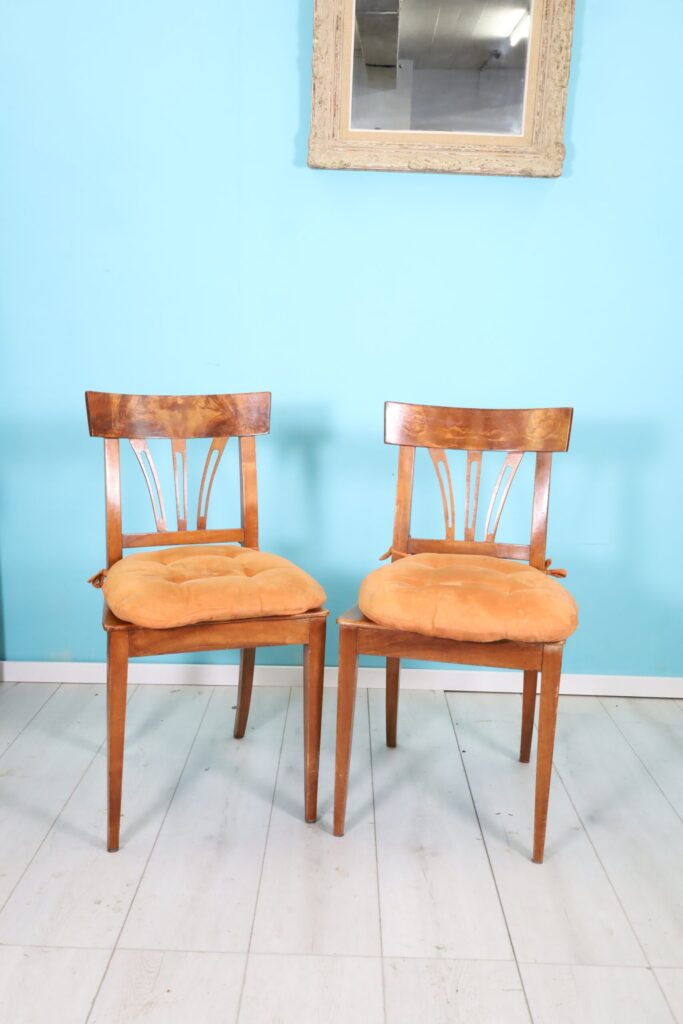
[{"left": 308, "top": 0, "right": 575, "bottom": 177}]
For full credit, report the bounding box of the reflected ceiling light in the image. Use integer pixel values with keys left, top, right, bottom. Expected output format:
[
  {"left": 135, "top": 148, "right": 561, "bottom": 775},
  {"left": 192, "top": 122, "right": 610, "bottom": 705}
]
[
  {"left": 510, "top": 12, "right": 531, "bottom": 46},
  {"left": 472, "top": 7, "right": 525, "bottom": 40}
]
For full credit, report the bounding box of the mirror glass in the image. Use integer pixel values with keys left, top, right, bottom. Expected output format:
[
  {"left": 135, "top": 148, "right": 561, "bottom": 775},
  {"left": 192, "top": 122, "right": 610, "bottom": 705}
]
[{"left": 351, "top": 0, "right": 532, "bottom": 135}]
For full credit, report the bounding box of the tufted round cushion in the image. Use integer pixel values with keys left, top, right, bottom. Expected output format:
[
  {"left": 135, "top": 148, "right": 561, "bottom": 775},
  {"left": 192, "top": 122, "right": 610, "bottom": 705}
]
[
  {"left": 358, "top": 553, "right": 578, "bottom": 643},
  {"left": 101, "top": 545, "right": 326, "bottom": 629}
]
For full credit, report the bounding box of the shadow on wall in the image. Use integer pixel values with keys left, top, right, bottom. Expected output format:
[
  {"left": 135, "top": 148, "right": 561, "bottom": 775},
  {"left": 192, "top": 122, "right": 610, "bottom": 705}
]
[
  {"left": 560, "top": 0, "right": 586, "bottom": 177},
  {"left": 294, "top": 0, "right": 314, "bottom": 167},
  {"left": 264, "top": 399, "right": 335, "bottom": 562},
  {"left": 554, "top": 416, "right": 681, "bottom": 676},
  {"left": 259, "top": 411, "right": 683, "bottom": 676}
]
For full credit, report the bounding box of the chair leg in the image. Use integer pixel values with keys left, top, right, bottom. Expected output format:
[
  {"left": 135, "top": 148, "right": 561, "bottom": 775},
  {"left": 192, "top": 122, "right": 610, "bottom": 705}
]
[
  {"left": 233, "top": 648, "right": 256, "bottom": 738},
  {"left": 386, "top": 657, "right": 400, "bottom": 748},
  {"left": 533, "top": 644, "right": 563, "bottom": 863},
  {"left": 107, "top": 631, "right": 129, "bottom": 853},
  {"left": 333, "top": 626, "right": 359, "bottom": 837},
  {"left": 303, "top": 617, "right": 326, "bottom": 823},
  {"left": 519, "top": 670, "right": 538, "bottom": 763}
]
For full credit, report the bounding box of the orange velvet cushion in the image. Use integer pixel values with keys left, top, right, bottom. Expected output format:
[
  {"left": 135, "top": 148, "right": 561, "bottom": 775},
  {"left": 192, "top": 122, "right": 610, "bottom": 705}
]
[
  {"left": 101, "top": 545, "right": 326, "bottom": 628},
  {"left": 358, "top": 553, "right": 578, "bottom": 643}
]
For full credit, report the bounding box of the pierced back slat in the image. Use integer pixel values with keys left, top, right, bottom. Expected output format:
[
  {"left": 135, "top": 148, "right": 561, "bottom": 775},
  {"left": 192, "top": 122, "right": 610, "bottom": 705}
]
[
  {"left": 464, "top": 451, "right": 482, "bottom": 541},
  {"left": 428, "top": 448, "right": 456, "bottom": 540},
  {"left": 129, "top": 439, "right": 167, "bottom": 532},
  {"left": 386, "top": 404, "right": 572, "bottom": 568},
  {"left": 483, "top": 451, "right": 524, "bottom": 541},
  {"left": 171, "top": 439, "right": 188, "bottom": 530},
  {"left": 196, "top": 437, "right": 228, "bottom": 530},
  {"left": 86, "top": 392, "right": 271, "bottom": 565}
]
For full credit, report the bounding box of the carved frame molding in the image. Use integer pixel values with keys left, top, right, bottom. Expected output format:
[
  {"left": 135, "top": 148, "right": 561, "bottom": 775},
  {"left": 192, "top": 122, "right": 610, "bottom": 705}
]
[{"left": 308, "top": 0, "right": 575, "bottom": 177}]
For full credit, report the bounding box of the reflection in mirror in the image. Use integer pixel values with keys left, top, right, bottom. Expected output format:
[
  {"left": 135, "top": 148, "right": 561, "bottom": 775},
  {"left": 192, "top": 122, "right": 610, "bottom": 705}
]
[{"left": 351, "top": 0, "right": 532, "bottom": 135}]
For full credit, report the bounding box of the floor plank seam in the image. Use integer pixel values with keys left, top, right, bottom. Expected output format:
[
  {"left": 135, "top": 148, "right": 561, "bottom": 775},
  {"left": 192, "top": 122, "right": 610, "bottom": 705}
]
[
  {"left": 4, "top": 687, "right": 683, "bottom": 1022},
  {"left": 551, "top": 746, "right": 680, "bottom": 1024},
  {"left": 0, "top": 682, "right": 62, "bottom": 762},
  {"left": 2, "top": 940, "right": 673, "bottom": 969},
  {"left": 445, "top": 693, "right": 537, "bottom": 1024},
  {"left": 234, "top": 686, "right": 293, "bottom": 1024},
  {"left": 0, "top": 690, "right": 108, "bottom": 921},
  {"left": 83, "top": 685, "right": 217, "bottom": 1024},
  {"left": 598, "top": 697, "right": 683, "bottom": 830}
]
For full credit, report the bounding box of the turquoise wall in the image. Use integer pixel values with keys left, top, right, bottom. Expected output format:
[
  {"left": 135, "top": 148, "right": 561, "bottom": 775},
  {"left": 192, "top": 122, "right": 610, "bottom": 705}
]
[{"left": 1, "top": 1, "right": 681, "bottom": 675}]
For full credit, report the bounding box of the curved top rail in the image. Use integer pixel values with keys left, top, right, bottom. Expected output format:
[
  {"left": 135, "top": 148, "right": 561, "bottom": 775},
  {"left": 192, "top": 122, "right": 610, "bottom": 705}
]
[
  {"left": 86, "top": 391, "right": 271, "bottom": 439},
  {"left": 385, "top": 403, "right": 573, "bottom": 452}
]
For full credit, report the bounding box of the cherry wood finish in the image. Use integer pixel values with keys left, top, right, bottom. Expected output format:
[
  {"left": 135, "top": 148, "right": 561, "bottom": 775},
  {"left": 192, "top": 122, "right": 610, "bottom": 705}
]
[
  {"left": 384, "top": 402, "right": 573, "bottom": 452},
  {"left": 106, "top": 631, "right": 129, "bottom": 853},
  {"left": 86, "top": 391, "right": 271, "bottom": 439},
  {"left": 233, "top": 648, "right": 256, "bottom": 740},
  {"left": 534, "top": 644, "right": 563, "bottom": 862},
  {"left": 333, "top": 626, "right": 360, "bottom": 837},
  {"left": 520, "top": 670, "right": 539, "bottom": 764},
  {"left": 86, "top": 391, "right": 327, "bottom": 850},
  {"left": 385, "top": 657, "right": 400, "bottom": 749},
  {"left": 303, "top": 617, "right": 326, "bottom": 822},
  {"left": 334, "top": 403, "right": 574, "bottom": 862}
]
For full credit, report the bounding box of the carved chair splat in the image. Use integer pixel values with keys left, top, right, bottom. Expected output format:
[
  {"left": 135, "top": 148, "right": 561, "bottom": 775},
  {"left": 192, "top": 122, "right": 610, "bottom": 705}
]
[
  {"left": 86, "top": 391, "right": 327, "bottom": 851},
  {"left": 334, "top": 403, "right": 575, "bottom": 863}
]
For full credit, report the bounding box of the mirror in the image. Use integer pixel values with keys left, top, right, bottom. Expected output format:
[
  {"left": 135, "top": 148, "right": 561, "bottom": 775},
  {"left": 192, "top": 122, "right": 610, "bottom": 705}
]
[
  {"left": 309, "top": 0, "right": 575, "bottom": 176},
  {"left": 351, "top": 0, "right": 531, "bottom": 135}
]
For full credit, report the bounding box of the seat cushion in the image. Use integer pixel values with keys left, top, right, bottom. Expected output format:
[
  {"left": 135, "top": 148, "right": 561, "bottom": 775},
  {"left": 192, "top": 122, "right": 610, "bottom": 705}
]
[
  {"left": 101, "top": 545, "right": 326, "bottom": 629},
  {"left": 358, "top": 553, "right": 578, "bottom": 643}
]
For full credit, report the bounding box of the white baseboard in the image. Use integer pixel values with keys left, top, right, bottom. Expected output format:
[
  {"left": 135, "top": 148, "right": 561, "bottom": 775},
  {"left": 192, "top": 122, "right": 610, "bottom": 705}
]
[{"left": 1, "top": 660, "right": 682, "bottom": 698}]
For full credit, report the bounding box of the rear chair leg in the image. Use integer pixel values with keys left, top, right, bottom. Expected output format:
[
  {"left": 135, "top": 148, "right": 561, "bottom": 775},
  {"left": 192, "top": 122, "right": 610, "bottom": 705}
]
[
  {"left": 107, "top": 631, "right": 129, "bottom": 852},
  {"left": 533, "top": 644, "right": 563, "bottom": 863},
  {"left": 520, "top": 670, "right": 538, "bottom": 763},
  {"left": 333, "top": 626, "right": 359, "bottom": 837},
  {"left": 303, "top": 617, "right": 326, "bottom": 823},
  {"left": 386, "top": 657, "right": 400, "bottom": 748},
  {"left": 233, "top": 648, "right": 256, "bottom": 738}
]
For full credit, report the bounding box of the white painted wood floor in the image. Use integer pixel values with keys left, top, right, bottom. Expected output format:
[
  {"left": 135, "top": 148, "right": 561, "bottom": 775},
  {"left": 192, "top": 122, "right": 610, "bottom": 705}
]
[{"left": 1, "top": 681, "right": 683, "bottom": 1023}]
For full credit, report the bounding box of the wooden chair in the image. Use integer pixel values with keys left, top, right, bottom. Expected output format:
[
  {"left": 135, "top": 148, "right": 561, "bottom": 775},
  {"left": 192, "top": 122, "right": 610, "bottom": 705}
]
[
  {"left": 86, "top": 391, "right": 327, "bottom": 851},
  {"left": 333, "top": 403, "right": 576, "bottom": 863}
]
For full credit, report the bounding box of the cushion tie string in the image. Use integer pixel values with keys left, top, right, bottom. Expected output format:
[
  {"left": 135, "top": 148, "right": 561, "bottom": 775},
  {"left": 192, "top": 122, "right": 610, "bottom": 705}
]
[
  {"left": 544, "top": 559, "right": 568, "bottom": 578},
  {"left": 88, "top": 569, "right": 108, "bottom": 589},
  {"left": 379, "top": 547, "right": 409, "bottom": 561}
]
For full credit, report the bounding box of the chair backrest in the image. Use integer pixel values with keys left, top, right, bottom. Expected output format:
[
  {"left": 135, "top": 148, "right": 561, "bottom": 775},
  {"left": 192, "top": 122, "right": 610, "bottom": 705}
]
[
  {"left": 384, "top": 403, "right": 573, "bottom": 571},
  {"left": 85, "top": 391, "right": 271, "bottom": 567}
]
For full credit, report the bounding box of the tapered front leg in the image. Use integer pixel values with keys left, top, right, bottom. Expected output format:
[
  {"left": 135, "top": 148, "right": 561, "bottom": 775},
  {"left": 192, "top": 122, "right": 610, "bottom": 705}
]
[
  {"left": 233, "top": 648, "right": 256, "bottom": 738},
  {"left": 386, "top": 657, "right": 400, "bottom": 748},
  {"left": 107, "top": 631, "right": 129, "bottom": 852},
  {"left": 533, "top": 644, "right": 563, "bottom": 863},
  {"left": 333, "top": 626, "right": 359, "bottom": 837},
  {"left": 519, "top": 670, "right": 538, "bottom": 763},
  {"left": 303, "top": 617, "right": 326, "bottom": 823}
]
